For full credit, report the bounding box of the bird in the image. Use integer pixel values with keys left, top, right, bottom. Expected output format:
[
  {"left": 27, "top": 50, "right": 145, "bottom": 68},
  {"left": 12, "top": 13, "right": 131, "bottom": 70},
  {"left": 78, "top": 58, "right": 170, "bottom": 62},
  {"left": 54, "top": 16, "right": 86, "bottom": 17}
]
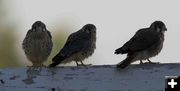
[
  {"left": 115, "top": 21, "right": 167, "bottom": 69},
  {"left": 22, "top": 21, "right": 53, "bottom": 67},
  {"left": 49, "top": 24, "right": 96, "bottom": 67}
]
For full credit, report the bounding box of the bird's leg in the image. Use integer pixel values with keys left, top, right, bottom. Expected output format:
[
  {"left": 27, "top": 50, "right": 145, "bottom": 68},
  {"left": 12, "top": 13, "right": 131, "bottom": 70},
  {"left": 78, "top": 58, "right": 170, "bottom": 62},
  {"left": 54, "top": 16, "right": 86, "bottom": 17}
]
[
  {"left": 76, "top": 61, "right": 85, "bottom": 66},
  {"left": 27, "top": 66, "right": 34, "bottom": 71},
  {"left": 80, "top": 61, "right": 92, "bottom": 66},
  {"left": 75, "top": 61, "right": 80, "bottom": 66},
  {"left": 139, "top": 60, "right": 143, "bottom": 64},
  {"left": 80, "top": 61, "right": 86, "bottom": 66},
  {"left": 147, "top": 59, "right": 160, "bottom": 64},
  {"left": 28, "top": 62, "right": 45, "bottom": 71},
  {"left": 147, "top": 59, "right": 152, "bottom": 63},
  {"left": 76, "top": 61, "right": 92, "bottom": 67}
]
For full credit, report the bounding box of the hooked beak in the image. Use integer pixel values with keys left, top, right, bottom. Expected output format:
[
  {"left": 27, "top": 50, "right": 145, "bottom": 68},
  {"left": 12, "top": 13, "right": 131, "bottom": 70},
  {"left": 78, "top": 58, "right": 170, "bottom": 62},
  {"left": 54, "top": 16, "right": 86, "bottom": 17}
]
[{"left": 38, "top": 27, "right": 43, "bottom": 31}]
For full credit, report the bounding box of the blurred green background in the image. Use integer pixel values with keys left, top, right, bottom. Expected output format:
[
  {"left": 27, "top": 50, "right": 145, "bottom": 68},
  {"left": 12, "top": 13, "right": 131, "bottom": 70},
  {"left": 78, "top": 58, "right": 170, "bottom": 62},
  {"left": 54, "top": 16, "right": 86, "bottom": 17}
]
[{"left": 0, "top": 0, "right": 20, "bottom": 68}]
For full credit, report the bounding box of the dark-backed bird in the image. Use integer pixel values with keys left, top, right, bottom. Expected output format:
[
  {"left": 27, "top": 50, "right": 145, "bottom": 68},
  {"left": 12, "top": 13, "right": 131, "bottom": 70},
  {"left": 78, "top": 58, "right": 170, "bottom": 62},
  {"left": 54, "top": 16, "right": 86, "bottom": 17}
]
[
  {"left": 22, "top": 21, "right": 53, "bottom": 67},
  {"left": 49, "top": 24, "right": 96, "bottom": 67},
  {"left": 115, "top": 21, "right": 167, "bottom": 69}
]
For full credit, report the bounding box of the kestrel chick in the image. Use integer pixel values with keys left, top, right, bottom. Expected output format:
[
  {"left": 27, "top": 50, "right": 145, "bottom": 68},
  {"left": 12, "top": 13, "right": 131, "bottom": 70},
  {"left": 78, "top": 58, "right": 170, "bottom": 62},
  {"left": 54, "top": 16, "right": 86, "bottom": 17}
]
[
  {"left": 22, "top": 21, "right": 53, "bottom": 67},
  {"left": 49, "top": 24, "right": 96, "bottom": 67},
  {"left": 115, "top": 21, "right": 167, "bottom": 69}
]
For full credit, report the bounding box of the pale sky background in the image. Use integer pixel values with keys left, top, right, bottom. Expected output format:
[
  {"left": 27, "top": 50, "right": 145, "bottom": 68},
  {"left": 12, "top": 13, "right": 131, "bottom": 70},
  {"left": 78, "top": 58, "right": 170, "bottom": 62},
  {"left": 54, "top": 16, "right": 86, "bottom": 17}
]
[{"left": 4, "top": 0, "right": 180, "bottom": 65}]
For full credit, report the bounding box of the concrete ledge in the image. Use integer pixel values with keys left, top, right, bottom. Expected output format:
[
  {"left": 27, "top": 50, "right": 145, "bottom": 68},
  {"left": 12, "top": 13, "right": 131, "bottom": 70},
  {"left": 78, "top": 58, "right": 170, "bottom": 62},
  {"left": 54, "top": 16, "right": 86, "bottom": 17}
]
[{"left": 0, "top": 63, "right": 180, "bottom": 91}]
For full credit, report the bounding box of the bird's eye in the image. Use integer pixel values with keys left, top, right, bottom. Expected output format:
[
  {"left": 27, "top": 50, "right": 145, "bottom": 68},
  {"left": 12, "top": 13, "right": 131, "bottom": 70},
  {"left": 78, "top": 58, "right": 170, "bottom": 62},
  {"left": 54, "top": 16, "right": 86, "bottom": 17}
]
[
  {"left": 156, "top": 26, "right": 161, "bottom": 32},
  {"left": 43, "top": 28, "right": 46, "bottom": 31},
  {"left": 85, "top": 28, "right": 90, "bottom": 33},
  {"left": 32, "top": 29, "right": 36, "bottom": 32}
]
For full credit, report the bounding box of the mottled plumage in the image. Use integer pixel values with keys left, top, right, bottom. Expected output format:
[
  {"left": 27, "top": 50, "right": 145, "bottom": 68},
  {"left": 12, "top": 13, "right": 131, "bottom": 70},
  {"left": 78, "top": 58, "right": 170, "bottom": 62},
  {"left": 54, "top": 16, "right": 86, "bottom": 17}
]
[
  {"left": 49, "top": 24, "right": 96, "bottom": 67},
  {"left": 115, "top": 21, "right": 167, "bottom": 69},
  {"left": 22, "top": 21, "right": 53, "bottom": 67}
]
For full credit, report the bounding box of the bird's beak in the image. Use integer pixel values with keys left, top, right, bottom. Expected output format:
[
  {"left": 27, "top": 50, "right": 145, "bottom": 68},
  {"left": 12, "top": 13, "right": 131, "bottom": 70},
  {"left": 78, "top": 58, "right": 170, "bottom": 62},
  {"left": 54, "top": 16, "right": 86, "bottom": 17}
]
[{"left": 37, "top": 27, "right": 43, "bottom": 32}]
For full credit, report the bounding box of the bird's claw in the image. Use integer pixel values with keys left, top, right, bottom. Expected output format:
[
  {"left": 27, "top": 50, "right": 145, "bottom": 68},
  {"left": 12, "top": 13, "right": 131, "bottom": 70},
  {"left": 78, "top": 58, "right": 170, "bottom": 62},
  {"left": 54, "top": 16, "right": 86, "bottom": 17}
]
[
  {"left": 27, "top": 65, "right": 46, "bottom": 71},
  {"left": 144, "top": 62, "right": 160, "bottom": 64},
  {"left": 77, "top": 64, "right": 92, "bottom": 67}
]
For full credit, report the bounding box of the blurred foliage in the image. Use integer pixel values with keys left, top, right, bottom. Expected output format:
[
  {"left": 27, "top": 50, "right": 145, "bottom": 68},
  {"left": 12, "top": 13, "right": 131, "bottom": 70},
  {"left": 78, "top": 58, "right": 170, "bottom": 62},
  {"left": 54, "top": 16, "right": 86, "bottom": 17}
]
[
  {"left": 0, "top": 0, "right": 21, "bottom": 68},
  {"left": 0, "top": 26, "right": 20, "bottom": 68}
]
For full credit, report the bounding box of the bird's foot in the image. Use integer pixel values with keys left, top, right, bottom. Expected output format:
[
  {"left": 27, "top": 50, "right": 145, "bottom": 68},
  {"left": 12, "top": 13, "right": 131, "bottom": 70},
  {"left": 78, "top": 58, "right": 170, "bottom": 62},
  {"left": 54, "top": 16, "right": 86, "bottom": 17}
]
[
  {"left": 77, "top": 64, "right": 92, "bottom": 67},
  {"left": 77, "top": 64, "right": 92, "bottom": 69},
  {"left": 145, "top": 59, "right": 160, "bottom": 64},
  {"left": 144, "top": 62, "right": 160, "bottom": 64},
  {"left": 116, "top": 64, "right": 127, "bottom": 69},
  {"left": 27, "top": 66, "right": 41, "bottom": 71},
  {"left": 76, "top": 61, "right": 92, "bottom": 67},
  {"left": 27, "top": 65, "right": 46, "bottom": 71}
]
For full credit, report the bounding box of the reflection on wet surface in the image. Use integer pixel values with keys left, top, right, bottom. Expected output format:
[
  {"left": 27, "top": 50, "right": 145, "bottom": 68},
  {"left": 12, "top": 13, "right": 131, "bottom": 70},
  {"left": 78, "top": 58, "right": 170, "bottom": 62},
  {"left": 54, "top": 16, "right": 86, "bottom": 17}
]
[{"left": 22, "top": 68, "right": 41, "bottom": 85}]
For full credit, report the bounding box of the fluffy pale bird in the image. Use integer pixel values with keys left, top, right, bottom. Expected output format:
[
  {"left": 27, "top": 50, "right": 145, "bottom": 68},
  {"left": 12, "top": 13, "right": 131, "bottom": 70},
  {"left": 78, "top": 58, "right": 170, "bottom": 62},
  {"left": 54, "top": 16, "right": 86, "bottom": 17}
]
[{"left": 22, "top": 21, "right": 53, "bottom": 67}]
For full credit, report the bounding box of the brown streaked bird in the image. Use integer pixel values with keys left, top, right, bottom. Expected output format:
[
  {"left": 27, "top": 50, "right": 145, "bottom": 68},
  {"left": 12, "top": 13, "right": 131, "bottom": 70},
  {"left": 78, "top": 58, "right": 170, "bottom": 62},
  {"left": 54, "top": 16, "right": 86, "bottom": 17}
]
[
  {"left": 115, "top": 21, "right": 167, "bottom": 69},
  {"left": 49, "top": 24, "right": 96, "bottom": 67},
  {"left": 22, "top": 21, "right": 53, "bottom": 67}
]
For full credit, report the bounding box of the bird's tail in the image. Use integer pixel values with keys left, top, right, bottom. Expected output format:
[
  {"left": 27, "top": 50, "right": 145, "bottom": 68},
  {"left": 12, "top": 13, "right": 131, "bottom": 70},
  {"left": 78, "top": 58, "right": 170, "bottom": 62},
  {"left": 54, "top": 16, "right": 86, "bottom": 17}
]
[
  {"left": 117, "top": 56, "right": 134, "bottom": 69},
  {"left": 48, "top": 54, "right": 66, "bottom": 67},
  {"left": 114, "top": 47, "right": 127, "bottom": 54}
]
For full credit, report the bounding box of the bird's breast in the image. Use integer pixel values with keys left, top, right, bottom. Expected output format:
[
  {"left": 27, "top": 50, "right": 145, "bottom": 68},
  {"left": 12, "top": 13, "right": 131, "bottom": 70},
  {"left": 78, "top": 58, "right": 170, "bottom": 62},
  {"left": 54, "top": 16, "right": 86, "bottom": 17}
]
[{"left": 133, "top": 34, "right": 164, "bottom": 61}]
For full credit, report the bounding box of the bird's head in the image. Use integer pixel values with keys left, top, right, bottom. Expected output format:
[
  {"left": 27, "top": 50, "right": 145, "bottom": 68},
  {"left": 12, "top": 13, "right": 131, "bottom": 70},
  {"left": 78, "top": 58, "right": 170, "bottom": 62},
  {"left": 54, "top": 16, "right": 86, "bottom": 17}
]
[
  {"left": 150, "top": 21, "right": 167, "bottom": 33},
  {"left": 82, "top": 24, "right": 96, "bottom": 34},
  {"left": 32, "top": 21, "right": 47, "bottom": 32}
]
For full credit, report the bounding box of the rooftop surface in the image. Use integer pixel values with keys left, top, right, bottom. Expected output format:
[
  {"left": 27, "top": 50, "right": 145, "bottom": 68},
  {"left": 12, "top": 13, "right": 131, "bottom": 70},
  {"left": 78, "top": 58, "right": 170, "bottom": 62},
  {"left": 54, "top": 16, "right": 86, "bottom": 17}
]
[{"left": 0, "top": 63, "right": 180, "bottom": 91}]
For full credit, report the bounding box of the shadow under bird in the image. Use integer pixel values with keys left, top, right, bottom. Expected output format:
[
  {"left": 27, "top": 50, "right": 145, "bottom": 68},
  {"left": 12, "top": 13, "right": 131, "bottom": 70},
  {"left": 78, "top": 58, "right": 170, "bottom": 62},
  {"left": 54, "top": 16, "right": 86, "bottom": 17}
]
[
  {"left": 49, "top": 24, "right": 96, "bottom": 67},
  {"left": 22, "top": 21, "right": 53, "bottom": 67},
  {"left": 115, "top": 21, "right": 167, "bottom": 69}
]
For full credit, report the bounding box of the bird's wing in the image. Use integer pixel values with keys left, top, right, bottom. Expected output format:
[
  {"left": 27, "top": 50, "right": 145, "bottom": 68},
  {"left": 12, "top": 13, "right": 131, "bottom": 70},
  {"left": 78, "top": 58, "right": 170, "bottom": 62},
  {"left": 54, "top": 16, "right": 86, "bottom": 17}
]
[
  {"left": 50, "top": 31, "right": 90, "bottom": 67},
  {"left": 22, "top": 29, "right": 32, "bottom": 50},
  {"left": 46, "top": 30, "right": 52, "bottom": 39},
  {"left": 121, "top": 28, "right": 160, "bottom": 52},
  {"left": 53, "top": 30, "right": 90, "bottom": 61}
]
